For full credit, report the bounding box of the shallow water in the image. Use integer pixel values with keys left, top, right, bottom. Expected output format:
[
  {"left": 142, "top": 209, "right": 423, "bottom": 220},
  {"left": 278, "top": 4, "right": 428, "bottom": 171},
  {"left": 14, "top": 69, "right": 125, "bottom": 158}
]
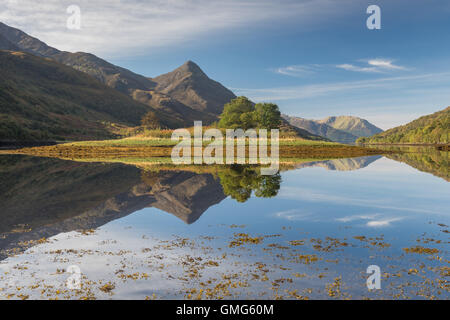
[{"left": 0, "top": 150, "right": 448, "bottom": 300}]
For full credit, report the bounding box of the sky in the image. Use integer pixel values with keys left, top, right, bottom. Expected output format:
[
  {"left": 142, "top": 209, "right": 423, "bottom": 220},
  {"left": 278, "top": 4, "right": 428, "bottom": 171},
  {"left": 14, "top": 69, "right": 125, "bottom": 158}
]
[{"left": 1, "top": 0, "right": 450, "bottom": 129}]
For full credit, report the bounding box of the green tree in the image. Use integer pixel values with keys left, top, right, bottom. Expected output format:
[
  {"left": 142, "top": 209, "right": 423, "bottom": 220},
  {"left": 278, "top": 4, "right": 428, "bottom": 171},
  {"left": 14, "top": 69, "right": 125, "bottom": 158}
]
[
  {"left": 218, "top": 96, "right": 255, "bottom": 130},
  {"left": 218, "top": 97, "right": 282, "bottom": 130},
  {"left": 254, "top": 103, "right": 281, "bottom": 129}
]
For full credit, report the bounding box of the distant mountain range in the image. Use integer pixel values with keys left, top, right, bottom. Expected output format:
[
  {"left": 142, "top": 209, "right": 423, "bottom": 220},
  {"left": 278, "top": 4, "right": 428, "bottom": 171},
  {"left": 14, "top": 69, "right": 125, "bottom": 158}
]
[
  {"left": 283, "top": 115, "right": 383, "bottom": 143},
  {"left": 357, "top": 107, "right": 449, "bottom": 144}
]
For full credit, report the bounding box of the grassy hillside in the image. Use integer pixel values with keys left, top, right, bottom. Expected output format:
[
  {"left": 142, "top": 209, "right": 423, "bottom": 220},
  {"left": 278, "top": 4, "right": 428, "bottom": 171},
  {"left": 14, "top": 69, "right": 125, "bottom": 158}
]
[
  {"left": 357, "top": 107, "right": 449, "bottom": 144},
  {"left": 0, "top": 50, "right": 155, "bottom": 141}
]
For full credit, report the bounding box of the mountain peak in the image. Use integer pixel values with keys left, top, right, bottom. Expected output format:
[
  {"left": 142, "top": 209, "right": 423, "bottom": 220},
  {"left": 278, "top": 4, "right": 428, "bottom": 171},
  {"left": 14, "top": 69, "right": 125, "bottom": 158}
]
[
  {"left": 178, "top": 60, "right": 205, "bottom": 76},
  {"left": 152, "top": 61, "right": 236, "bottom": 116}
]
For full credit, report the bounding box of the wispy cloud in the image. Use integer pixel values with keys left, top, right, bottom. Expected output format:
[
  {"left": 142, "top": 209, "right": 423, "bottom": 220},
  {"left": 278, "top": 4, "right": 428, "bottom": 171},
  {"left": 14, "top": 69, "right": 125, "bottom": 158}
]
[
  {"left": 336, "top": 214, "right": 404, "bottom": 227},
  {"left": 0, "top": 0, "right": 351, "bottom": 56},
  {"left": 233, "top": 72, "right": 450, "bottom": 101},
  {"left": 274, "top": 209, "right": 314, "bottom": 221},
  {"left": 336, "top": 214, "right": 380, "bottom": 223},
  {"left": 337, "top": 59, "right": 407, "bottom": 73},
  {"left": 278, "top": 185, "right": 440, "bottom": 215},
  {"left": 275, "top": 210, "right": 405, "bottom": 227},
  {"left": 273, "top": 65, "right": 319, "bottom": 77}
]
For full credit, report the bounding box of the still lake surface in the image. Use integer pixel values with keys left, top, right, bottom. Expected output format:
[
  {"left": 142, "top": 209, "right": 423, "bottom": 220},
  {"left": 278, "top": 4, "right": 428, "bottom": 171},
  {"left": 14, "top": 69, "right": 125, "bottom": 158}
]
[{"left": 0, "top": 148, "right": 448, "bottom": 299}]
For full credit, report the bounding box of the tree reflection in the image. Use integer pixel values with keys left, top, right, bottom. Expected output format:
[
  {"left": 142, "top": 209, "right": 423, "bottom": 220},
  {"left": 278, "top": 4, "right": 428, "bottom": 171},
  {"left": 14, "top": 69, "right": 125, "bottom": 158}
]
[{"left": 218, "top": 165, "right": 281, "bottom": 202}]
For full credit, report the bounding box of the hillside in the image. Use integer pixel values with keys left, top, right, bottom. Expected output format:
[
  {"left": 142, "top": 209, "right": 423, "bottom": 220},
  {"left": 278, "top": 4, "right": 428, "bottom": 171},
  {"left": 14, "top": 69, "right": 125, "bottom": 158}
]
[
  {"left": 282, "top": 115, "right": 357, "bottom": 143},
  {"left": 0, "top": 33, "right": 19, "bottom": 51},
  {"left": 0, "top": 50, "right": 155, "bottom": 141},
  {"left": 0, "top": 22, "right": 235, "bottom": 127},
  {"left": 317, "top": 116, "right": 383, "bottom": 137},
  {"left": 357, "top": 107, "right": 450, "bottom": 144}
]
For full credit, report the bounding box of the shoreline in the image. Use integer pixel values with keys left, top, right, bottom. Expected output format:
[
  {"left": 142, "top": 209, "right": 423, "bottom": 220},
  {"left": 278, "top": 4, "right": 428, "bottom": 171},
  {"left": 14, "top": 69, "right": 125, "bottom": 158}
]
[{"left": 0, "top": 142, "right": 394, "bottom": 165}]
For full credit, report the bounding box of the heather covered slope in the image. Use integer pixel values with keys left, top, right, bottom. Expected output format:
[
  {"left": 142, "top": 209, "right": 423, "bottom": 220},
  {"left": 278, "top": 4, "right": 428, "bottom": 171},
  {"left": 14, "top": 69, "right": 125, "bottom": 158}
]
[
  {"left": 357, "top": 107, "right": 449, "bottom": 144},
  {"left": 0, "top": 50, "right": 155, "bottom": 141}
]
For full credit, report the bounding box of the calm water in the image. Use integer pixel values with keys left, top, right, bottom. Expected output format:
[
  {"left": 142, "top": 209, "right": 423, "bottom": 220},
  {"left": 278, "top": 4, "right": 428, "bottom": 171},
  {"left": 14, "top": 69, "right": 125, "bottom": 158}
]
[{"left": 0, "top": 149, "right": 448, "bottom": 300}]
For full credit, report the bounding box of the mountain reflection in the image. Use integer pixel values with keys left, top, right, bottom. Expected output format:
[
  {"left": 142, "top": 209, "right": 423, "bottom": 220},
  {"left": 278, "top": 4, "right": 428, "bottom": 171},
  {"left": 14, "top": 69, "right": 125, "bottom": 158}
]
[{"left": 0, "top": 154, "right": 388, "bottom": 260}]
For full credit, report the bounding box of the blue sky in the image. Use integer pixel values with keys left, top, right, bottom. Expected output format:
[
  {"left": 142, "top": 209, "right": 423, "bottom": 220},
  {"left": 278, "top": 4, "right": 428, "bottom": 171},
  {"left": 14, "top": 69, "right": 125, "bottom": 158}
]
[{"left": 2, "top": 0, "right": 450, "bottom": 129}]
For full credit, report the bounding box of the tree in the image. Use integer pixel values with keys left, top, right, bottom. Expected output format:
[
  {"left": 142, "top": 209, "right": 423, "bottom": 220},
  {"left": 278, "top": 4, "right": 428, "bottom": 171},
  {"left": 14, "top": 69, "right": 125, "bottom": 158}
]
[
  {"left": 218, "top": 96, "right": 281, "bottom": 130},
  {"left": 141, "top": 111, "right": 160, "bottom": 129},
  {"left": 254, "top": 103, "right": 281, "bottom": 129},
  {"left": 218, "top": 96, "right": 255, "bottom": 130}
]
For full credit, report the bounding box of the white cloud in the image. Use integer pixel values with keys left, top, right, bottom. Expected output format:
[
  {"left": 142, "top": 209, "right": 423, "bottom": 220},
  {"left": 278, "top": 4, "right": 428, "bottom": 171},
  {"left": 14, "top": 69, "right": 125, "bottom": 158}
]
[
  {"left": 274, "top": 65, "right": 319, "bottom": 77},
  {"left": 368, "top": 59, "right": 405, "bottom": 70},
  {"left": 336, "top": 214, "right": 404, "bottom": 228},
  {"left": 0, "top": 0, "right": 351, "bottom": 57},
  {"left": 366, "top": 218, "right": 403, "bottom": 227},
  {"left": 336, "top": 214, "right": 380, "bottom": 223},
  {"left": 336, "top": 59, "right": 407, "bottom": 73}
]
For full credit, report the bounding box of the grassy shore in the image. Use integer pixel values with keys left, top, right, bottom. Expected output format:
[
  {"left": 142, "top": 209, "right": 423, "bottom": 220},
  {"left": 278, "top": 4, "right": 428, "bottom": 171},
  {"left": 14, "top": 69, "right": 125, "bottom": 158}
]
[{"left": 0, "top": 136, "right": 391, "bottom": 167}]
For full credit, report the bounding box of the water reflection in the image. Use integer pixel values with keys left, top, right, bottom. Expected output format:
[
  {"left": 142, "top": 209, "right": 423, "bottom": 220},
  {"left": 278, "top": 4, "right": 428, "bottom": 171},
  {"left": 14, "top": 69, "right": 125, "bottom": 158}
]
[
  {"left": 0, "top": 151, "right": 448, "bottom": 299},
  {"left": 0, "top": 155, "right": 384, "bottom": 260}
]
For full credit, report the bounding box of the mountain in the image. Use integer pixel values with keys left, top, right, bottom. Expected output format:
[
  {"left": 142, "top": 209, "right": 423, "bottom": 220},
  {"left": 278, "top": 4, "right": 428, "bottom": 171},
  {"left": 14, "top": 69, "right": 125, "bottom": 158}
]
[
  {"left": 153, "top": 60, "right": 236, "bottom": 116},
  {"left": 0, "top": 22, "right": 235, "bottom": 127},
  {"left": 282, "top": 115, "right": 357, "bottom": 143},
  {"left": 0, "top": 50, "right": 156, "bottom": 141},
  {"left": 0, "top": 22, "right": 154, "bottom": 93},
  {"left": 357, "top": 107, "right": 450, "bottom": 144},
  {"left": 0, "top": 33, "right": 20, "bottom": 51},
  {"left": 317, "top": 116, "right": 383, "bottom": 138}
]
